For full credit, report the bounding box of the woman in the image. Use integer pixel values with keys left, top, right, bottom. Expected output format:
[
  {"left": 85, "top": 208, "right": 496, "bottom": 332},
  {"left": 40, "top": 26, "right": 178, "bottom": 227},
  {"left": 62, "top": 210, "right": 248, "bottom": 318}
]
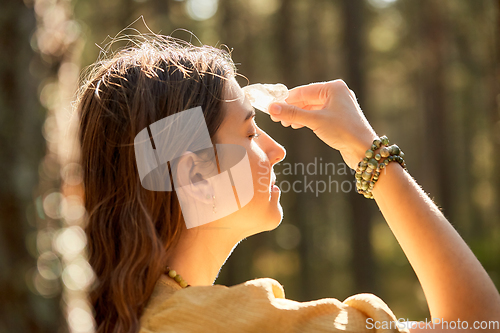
[{"left": 77, "top": 36, "right": 500, "bottom": 333}]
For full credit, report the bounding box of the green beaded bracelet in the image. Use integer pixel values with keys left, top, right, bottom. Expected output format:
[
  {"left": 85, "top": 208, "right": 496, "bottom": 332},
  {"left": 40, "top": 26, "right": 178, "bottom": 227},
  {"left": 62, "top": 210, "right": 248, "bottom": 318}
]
[{"left": 355, "top": 136, "right": 407, "bottom": 199}]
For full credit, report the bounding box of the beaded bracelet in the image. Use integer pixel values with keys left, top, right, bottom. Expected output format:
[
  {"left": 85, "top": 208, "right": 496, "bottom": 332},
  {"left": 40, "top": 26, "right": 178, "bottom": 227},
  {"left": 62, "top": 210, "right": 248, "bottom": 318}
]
[{"left": 355, "top": 135, "right": 407, "bottom": 199}]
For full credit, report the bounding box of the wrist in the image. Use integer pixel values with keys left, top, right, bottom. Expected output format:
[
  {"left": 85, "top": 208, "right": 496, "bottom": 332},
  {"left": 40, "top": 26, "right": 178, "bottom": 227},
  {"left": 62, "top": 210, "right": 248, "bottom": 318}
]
[
  {"left": 354, "top": 135, "right": 407, "bottom": 199},
  {"left": 344, "top": 131, "right": 379, "bottom": 169}
]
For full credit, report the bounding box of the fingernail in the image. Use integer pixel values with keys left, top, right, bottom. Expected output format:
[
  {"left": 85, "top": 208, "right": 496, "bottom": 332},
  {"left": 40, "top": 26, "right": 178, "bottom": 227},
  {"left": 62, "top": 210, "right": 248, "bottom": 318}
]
[{"left": 269, "top": 104, "right": 281, "bottom": 115}]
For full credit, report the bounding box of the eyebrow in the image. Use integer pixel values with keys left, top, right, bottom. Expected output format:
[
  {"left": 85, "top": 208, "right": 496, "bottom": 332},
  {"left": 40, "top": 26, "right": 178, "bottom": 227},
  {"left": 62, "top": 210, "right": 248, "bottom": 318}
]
[{"left": 244, "top": 109, "right": 256, "bottom": 122}]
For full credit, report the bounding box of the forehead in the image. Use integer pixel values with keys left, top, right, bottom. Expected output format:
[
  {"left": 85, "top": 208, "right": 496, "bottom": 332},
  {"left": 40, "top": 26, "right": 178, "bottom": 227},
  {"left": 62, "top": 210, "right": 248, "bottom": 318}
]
[{"left": 222, "top": 78, "right": 253, "bottom": 119}]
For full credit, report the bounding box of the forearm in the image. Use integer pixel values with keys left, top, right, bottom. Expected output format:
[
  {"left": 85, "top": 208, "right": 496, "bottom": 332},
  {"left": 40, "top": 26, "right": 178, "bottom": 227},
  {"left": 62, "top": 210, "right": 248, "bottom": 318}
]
[
  {"left": 372, "top": 162, "right": 500, "bottom": 322},
  {"left": 274, "top": 81, "right": 500, "bottom": 323}
]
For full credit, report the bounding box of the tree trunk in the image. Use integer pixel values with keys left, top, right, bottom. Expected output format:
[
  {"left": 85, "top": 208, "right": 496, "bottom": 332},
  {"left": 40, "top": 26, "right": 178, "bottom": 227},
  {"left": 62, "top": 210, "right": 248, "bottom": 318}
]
[
  {"left": 418, "top": 0, "right": 452, "bottom": 214},
  {"left": 341, "top": 0, "right": 377, "bottom": 294}
]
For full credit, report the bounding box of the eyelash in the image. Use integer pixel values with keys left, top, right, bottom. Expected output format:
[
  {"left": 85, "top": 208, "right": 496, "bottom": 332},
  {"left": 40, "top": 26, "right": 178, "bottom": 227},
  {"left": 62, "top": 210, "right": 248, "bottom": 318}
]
[{"left": 249, "top": 133, "right": 260, "bottom": 139}]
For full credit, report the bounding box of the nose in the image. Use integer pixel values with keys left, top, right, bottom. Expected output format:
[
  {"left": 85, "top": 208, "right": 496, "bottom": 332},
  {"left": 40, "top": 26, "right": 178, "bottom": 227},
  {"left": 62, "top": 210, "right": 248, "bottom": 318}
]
[{"left": 261, "top": 131, "right": 286, "bottom": 166}]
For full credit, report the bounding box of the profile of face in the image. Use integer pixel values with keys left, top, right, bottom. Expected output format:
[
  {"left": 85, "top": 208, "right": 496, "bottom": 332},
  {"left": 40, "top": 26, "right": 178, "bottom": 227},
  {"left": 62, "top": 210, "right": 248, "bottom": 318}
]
[
  {"left": 215, "top": 78, "right": 286, "bottom": 237},
  {"left": 175, "top": 77, "right": 286, "bottom": 240}
]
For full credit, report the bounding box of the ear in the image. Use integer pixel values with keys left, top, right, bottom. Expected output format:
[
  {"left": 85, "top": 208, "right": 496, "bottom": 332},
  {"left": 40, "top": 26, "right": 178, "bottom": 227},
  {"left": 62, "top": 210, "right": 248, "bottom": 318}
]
[{"left": 174, "top": 151, "right": 215, "bottom": 205}]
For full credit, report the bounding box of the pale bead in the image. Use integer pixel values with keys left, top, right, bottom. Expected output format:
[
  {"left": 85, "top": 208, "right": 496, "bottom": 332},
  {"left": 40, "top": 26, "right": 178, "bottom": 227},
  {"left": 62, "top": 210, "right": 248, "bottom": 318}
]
[{"left": 380, "top": 147, "right": 390, "bottom": 158}]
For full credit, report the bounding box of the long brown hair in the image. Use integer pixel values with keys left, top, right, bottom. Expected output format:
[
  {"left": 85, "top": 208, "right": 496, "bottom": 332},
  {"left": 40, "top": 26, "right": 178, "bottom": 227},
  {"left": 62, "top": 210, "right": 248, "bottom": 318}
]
[{"left": 76, "top": 36, "right": 236, "bottom": 333}]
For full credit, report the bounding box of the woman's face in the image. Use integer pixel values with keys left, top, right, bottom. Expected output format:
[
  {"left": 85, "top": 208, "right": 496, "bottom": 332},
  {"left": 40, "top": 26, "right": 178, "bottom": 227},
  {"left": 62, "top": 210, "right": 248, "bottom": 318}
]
[{"left": 213, "top": 78, "right": 286, "bottom": 237}]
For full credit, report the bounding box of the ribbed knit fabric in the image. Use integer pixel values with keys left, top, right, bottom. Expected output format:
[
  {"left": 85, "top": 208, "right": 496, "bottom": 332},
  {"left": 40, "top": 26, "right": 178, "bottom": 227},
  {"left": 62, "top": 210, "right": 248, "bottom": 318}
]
[{"left": 139, "top": 275, "right": 408, "bottom": 333}]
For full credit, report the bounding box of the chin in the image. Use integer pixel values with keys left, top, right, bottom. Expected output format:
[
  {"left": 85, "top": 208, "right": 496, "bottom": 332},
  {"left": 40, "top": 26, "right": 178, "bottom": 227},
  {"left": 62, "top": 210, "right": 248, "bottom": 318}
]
[
  {"left": 263, "top": 205, "right": 283, "bottom": 232},
  {"left": 243, "top": 205, "right": 282, "bottom": 236},
  {"left": 241, "top": 188, "right": 283, "bottom": 234}
]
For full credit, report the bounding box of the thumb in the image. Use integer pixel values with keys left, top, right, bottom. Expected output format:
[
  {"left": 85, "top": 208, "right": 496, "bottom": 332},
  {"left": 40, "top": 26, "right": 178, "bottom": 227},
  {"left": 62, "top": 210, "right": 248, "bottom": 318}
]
[{"left": 268, "top": 103, "right": 317, "bottom": 129}]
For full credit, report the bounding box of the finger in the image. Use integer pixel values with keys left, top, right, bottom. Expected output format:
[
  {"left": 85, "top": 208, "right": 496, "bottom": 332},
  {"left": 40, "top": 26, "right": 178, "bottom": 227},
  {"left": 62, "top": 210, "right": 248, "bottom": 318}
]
[
  {"left": 291, "top": 123, "right": 304, "bottom": 129},
  {"left": 269, "top": 102, "right": 318, "bottom": 130},
  {"left": 285, "top": 80, "right": 352, "bottom": 113},
  {"left": 286, "top": 79, "right": 349, "bottom": 106},
  {"left": 287, "top": 101, "right": 324, "bottom": 110},
  {"left": 270, "top": 112, "right": 304, "bottom": 128},
  {"left": 349, "top": 89, "right": 356, "bottom": 99},
  {"left": 285, "top": 82, "right": 330, "bottom": 106},
  {"left": 303, "top": 104, "right": 324, "bottom": 111},
  {"left": 270, "top": 114, "right": 281, "bottom": 122}
]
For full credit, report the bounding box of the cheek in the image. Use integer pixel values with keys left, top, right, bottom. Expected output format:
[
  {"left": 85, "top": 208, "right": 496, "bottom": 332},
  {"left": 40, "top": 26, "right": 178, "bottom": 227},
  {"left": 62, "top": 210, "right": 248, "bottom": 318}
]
[{"left": 248, "top": 149, "right": 270, "bottom": 191}]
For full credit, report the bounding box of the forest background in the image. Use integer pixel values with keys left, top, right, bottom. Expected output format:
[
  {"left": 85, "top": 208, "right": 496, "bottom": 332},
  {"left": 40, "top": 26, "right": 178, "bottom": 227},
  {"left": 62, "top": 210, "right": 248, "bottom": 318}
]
[{"left": 0, "top": 0, "right": 499, "bottom": 331}]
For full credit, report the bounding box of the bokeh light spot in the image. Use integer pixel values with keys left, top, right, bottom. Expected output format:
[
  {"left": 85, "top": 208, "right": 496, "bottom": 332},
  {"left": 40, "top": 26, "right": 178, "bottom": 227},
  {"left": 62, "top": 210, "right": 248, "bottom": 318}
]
[
  {"left": 37, "top": 251, "right": 62, "bottom": 280},
  {"left": 68, "top": 306, "right": 94, "bottom": 333},
  {"left": 43, "top": 191, "right": 64, "bottom": 219},
  {"left": 62, "top": 259, "right": 94, "bottom": 291},
  {"left": 186, "top": 0, "right": 218, "bottom": 21},
  {"left": 368, "top": 0, "right": 398, "bottom": 9},
  {"left": 61, "top": 196, "right": 86, "bottom": 223},
  {"left": 275, "top": 224, "right": 301, "bottom": 250},
  {"left": 55, "top": 226, "right": 87, "bottom": 258}
]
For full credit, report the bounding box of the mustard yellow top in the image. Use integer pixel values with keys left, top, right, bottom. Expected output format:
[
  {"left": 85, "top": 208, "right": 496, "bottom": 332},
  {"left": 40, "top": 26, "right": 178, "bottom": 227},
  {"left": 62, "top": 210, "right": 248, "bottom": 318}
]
[{"left": 139, "top": 275, "right": 409, "bottom": 333}]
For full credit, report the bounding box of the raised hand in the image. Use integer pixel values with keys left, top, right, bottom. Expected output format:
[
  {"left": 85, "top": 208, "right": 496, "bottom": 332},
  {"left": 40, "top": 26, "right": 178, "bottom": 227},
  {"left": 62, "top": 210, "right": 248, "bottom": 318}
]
[{"left": 269, "top": 79, "right": 378, "bottom": 170}]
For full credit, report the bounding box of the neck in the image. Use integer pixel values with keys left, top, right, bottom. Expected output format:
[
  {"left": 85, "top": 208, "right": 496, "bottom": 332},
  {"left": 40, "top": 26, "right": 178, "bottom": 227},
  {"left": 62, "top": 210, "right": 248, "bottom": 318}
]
[{"left": 165, "top": 225, "right": 243, "bottom": 286}]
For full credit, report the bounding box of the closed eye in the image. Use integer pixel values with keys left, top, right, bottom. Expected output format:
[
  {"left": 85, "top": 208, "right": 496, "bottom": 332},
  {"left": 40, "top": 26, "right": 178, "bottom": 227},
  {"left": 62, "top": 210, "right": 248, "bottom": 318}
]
[{"left": 249, "top": 133, "right": 260, "bottom": 139}]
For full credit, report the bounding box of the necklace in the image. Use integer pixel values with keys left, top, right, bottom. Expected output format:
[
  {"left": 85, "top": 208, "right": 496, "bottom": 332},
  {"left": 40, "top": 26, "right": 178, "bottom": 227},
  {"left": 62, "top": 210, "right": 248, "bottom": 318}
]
[{"left": 165, "top": 266, "right": 190, "bottom": 288}]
